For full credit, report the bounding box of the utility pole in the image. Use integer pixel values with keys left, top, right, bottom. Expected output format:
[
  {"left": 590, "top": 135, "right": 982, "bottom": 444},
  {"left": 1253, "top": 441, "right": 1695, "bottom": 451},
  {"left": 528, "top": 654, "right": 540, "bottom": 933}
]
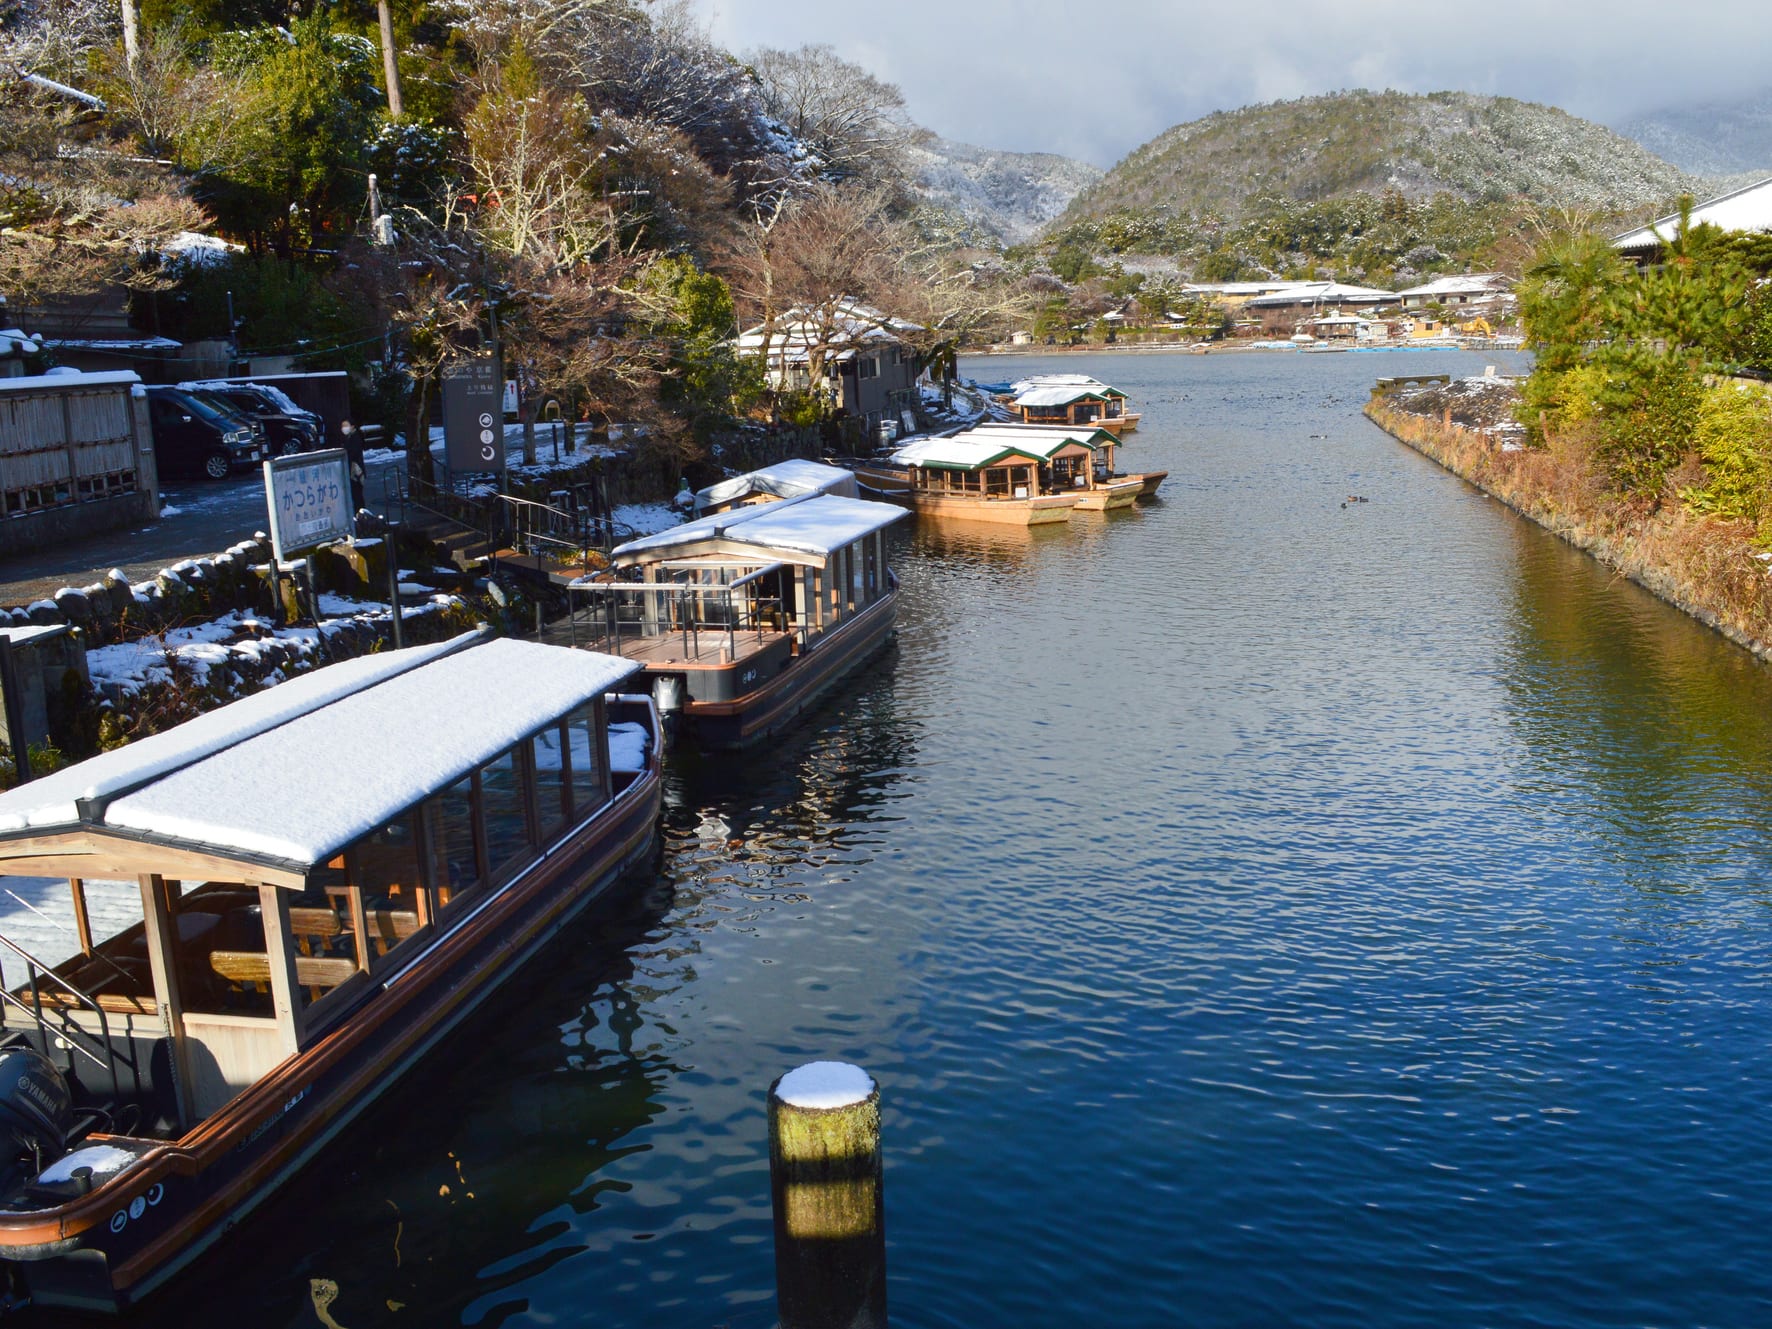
[{"left": 377, "top": 1, "right": 405, "bottom": 118}]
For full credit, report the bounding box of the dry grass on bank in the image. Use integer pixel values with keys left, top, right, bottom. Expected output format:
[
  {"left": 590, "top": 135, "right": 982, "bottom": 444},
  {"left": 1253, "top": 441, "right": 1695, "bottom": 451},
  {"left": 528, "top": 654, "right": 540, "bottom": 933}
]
[{"left": 1366, "top": 393, "right": 1772, "bottom": 660}]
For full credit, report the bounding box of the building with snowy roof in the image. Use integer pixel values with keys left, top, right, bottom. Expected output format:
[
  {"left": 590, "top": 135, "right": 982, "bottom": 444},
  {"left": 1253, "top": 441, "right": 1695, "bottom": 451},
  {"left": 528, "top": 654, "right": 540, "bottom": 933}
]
[
  {"left": 1613, "top": 176, "right": 1772, "bottom": 261},
  {"left": 1393, "top": 274, "right": 1514, "bottom": 309},
  {"left": 733, "top": 299, "right": 922, "bottom": 433}
]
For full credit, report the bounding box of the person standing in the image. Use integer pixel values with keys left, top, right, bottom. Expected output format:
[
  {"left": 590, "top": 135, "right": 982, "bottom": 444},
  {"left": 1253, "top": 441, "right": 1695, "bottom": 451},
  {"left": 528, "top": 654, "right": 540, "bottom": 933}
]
[{"left": 340, "top": 419, "right": 366, "bottom": 510}]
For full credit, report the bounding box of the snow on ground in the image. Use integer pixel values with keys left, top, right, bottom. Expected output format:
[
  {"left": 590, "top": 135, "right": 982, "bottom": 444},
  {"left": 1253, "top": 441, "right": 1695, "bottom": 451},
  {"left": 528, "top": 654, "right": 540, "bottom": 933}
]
[
  {"left": 615, "top": 502, "right": 680, "bottom": 537},
  {"left": 83, "top": 594, "right": 462, "bottom": 696}
]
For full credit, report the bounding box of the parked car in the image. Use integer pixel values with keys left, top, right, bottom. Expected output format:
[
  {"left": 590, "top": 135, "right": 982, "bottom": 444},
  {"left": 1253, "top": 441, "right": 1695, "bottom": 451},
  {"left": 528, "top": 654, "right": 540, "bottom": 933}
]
[
  {"left": 178, "top": 380, "right": 323, "bottom": 455},
  {"left": 143, "top": 386, "right": 264, "bottom": 479}
]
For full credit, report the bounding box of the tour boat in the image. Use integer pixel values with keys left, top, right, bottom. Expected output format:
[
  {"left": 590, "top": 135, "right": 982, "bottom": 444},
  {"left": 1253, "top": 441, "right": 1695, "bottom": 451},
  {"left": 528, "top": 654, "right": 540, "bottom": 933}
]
[
  {"left": 956, "top": 425, "right": 1148, "bottom": 511},
  {"left": 0, "top": 631, "right": 662, "bottom": 1312},
  {"left": 999, "top": 374, "right": 1142, "bottom": 436},
  {"left": 557, "top": 492, "right": 907, "bottom": 748}
]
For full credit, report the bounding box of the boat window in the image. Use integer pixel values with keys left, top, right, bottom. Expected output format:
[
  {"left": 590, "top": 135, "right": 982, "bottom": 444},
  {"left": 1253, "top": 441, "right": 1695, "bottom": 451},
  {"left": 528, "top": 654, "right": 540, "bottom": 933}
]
[
  {"left": 352, "top": 814, "right": 427, "bottom": 967},
  {"left": 530, "top": 723, "right": 570, "bottom": 842},
  {"left": 480, "top": 744, "right": 534, "bottom": 879},
  {"left": 426, "top": 775, "right": 481, "bottom": 911},
  {"left": 175, "top": 882, "right": 269, "bottom": 1018},
  {"left": 564, "top": 704, "right": 604, "bottom": 812},
  {"left": 284, "top": 880, "right": 366, "bottom": 1015}
]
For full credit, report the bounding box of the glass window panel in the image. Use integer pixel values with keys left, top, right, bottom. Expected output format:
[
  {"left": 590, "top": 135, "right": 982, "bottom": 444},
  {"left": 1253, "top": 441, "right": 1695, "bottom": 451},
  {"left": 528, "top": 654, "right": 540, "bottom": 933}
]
[
  {"left": 286, "top": 880, "right": 364, "bottom": 1014},
  {"left": 530, "top": 724, "right": 569, "bottom": 842},
  {"left": 353, "top": 814, "right": 425, "bottom": 963},
  {"left": 173, "top": 882, "right": 269, "bottom": 1017},
  {"left": 481, "top": 746, "right": 532, "bottom": 876},
  {"left": 426, "top": 777, "right": 479, "bottom": 910},
  {"left": 567, "top": 705, "right": 602, "bottom": 813}
]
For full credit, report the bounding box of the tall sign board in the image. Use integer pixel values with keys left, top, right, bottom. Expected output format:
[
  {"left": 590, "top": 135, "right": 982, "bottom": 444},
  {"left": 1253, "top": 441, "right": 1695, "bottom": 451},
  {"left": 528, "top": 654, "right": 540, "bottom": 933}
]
[
  {"left": 443, "top": 354, "right": 505, "bottom": 472},
  {"left": 264, "top": 448, "right": 354, "bottom": 562}
]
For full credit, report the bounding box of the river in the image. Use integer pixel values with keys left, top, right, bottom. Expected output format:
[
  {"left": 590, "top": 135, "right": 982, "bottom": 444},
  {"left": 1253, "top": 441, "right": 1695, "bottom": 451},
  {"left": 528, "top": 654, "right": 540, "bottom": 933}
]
[{"left": 118, "top": 346, "right": 1772, "bottom": 1328}]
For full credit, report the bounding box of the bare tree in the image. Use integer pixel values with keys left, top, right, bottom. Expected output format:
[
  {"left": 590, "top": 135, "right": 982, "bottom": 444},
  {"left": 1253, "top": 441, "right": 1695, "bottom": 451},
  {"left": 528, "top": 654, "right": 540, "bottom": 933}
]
[
  {"left": 748, "top": 44, "right": 913, "bottom": 191},
  {"left": 96, "top": 22, "right": 249, "bottom": 173}
]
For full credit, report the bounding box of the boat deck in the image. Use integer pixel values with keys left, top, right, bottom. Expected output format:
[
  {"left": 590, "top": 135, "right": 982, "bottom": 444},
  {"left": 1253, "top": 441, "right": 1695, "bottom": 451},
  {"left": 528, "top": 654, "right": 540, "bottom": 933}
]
[{"left": 539, "top": 619, "right": 793, "bottom": 668}]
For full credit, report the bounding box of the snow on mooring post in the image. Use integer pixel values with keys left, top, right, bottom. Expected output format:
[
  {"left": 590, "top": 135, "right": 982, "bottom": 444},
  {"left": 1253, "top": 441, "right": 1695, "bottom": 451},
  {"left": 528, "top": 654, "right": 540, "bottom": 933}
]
[{"left": 768, "top": 1061, "right": 887, "bottom": 1329}]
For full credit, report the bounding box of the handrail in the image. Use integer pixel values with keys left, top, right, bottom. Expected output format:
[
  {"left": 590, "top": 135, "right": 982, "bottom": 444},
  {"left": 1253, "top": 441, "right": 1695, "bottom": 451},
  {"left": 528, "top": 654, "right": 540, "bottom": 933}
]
[
  {"left": 0, "top": 933, "right": 127, "bottom": 1083},
  {"left": 563, "top": 577, "right": 788, "bottom": 659}
]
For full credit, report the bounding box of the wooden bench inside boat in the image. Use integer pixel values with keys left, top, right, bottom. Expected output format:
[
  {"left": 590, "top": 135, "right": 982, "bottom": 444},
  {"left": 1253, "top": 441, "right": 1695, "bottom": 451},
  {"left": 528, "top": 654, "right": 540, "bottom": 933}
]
[{"left": 209, "top": 952, "right": 359, "bottom": 990}]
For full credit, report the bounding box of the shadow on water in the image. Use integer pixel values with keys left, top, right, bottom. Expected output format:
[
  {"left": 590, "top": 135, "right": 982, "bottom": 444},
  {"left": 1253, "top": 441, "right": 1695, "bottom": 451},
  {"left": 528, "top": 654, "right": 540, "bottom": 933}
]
[
  {"left": 1500, "top": 520, "right": 1772, "bottom": 862},
  {"left": 83, "top": 874, "right": 684, "bottom": 1329},
  {"left": 82, "top": 648, "right": 924, "bottom": 1329}
]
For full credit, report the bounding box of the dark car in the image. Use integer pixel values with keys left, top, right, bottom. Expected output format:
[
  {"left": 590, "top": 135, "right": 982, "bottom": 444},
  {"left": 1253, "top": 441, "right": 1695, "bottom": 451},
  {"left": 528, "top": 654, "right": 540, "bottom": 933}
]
[
  {"left": 144, "top": 386, "right": 264, "bottom": 480},
  {"left": 178, "top": 381, "right": 323, "bottom": 456}
]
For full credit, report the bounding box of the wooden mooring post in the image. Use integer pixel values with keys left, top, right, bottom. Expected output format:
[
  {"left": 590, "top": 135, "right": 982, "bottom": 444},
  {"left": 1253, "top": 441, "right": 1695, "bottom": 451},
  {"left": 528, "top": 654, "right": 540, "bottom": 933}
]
[{"left": 768, "top": 1061, "right": 887, "bottom": 1329}]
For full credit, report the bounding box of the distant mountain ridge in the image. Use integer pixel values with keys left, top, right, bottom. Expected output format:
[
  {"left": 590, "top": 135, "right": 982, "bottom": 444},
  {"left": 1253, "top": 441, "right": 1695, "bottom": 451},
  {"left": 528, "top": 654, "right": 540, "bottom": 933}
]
[
  {"left": 1614, "top": 91, "right": 1772, "bottom": 177},
  {"left": 1061, "top": 90, "right": 1701, "bottom": 227},
  {"left": 907, "top": 135, "right": 1102, "bottom": 245}
]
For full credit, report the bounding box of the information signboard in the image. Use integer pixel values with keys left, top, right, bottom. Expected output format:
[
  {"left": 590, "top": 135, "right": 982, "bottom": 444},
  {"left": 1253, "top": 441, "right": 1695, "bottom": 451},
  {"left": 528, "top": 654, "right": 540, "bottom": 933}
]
[
  {"left": 443, "top": 354, "right": 505, "bottom": 472},
  {"left": 264, "top": 448, "right": 354, "bottom": 562}
]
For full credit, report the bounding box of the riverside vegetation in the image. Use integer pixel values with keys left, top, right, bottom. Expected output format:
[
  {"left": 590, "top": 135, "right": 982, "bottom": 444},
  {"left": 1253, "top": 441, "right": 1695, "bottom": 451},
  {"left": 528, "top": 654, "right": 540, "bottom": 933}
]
[{"left": 1367, "top": 212, "right": 1772, "bottom": 656}]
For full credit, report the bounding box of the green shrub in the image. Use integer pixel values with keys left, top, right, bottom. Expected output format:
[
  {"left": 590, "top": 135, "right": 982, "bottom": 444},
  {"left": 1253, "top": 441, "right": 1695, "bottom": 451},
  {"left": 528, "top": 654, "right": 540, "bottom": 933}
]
[
  {"left": 1594, "top": 355, "right": 1704, "bottom": 496},
  {"left": 1680, "top": 383, "right": 1772, "bottom": 520}
]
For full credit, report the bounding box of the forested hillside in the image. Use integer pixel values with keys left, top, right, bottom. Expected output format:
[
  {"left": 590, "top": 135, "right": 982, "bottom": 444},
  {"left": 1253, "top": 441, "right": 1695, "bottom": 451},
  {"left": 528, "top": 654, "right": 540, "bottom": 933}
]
[
  {"left": 1019, "top": 90, "right": 1705, "bottom": 290},
  {"left": 0, "top": 1, "right": 1039, "bottom": 475}
]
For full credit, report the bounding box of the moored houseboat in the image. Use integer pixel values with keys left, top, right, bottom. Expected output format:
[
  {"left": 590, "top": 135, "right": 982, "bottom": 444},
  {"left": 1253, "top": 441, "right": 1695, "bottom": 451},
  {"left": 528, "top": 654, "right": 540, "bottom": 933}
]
[
  {"left": 1000, "top": 374, "right": 1142, "bottom": 435},
  {"left": 557, "top": 492, "right": 906, "bottom": 748},
  {"left": 882, "top": 430, "right": 1086, "bottom": 525},
  {"left": 0, "top": 631, "right": 662, "bottom": 1312},
  {"left": 953, "top": 425, "right": 1144, "bottom": 511}
]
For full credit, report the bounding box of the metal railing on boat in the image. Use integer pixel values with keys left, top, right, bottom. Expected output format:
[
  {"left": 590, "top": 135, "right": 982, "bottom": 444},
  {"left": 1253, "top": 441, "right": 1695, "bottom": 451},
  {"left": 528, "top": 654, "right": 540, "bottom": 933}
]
[
  {"left": 0, "top": 933, "right": 137, "bottom": 1094},
  {"left": 559, "top": 566, "right": 793, "bottom": 662}
]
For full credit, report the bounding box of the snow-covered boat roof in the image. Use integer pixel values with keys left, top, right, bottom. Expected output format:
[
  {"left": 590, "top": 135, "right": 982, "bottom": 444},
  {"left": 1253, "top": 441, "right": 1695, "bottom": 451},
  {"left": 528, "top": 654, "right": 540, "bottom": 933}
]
[
  {"left": 1012, "top": 384, "right": 1117, "bottom": 408},
  {"left": 960, "top": 423, "right": 1117, "bottom": 451},
  {"left": 1008, "top": 373, "right": 1127, "bottom": 400},
  {"left": 0, "top": 634, "right": 640, "bottom": 872},
  {"left": 612, "top": 493, "right": 905, "bottom": 563},
  {"left": 695, "top": 459, "right": 858, "bottom": 511},
  {"left": 896, "top": 424, "right": 1103, "bottom": 470},
  {"left": 1614, "top": 176, "right": 1772, "bottom": 254}
]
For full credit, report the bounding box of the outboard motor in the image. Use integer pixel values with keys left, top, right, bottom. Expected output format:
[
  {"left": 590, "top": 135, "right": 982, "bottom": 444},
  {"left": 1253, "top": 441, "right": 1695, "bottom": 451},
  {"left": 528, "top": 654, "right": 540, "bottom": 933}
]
[{"left": 0, "top": 1049, "right": 70, "bottom": 1193}]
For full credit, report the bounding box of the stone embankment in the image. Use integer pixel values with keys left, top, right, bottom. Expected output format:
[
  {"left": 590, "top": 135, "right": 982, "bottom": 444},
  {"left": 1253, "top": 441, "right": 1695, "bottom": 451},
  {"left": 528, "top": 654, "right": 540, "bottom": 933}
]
[{"left": 1366, "top": 378, "right": 1772, "bottom": 663}]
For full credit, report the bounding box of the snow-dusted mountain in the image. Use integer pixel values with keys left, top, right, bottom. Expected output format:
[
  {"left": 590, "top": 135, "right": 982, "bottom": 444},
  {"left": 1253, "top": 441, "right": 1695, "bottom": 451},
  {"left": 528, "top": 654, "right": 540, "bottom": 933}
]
[
  {"left": 908, "top": 135, "right": 1102, "bottom": 246},
  {"left": 1614, "top": 92, "right": 1772, "bottom": 178}
]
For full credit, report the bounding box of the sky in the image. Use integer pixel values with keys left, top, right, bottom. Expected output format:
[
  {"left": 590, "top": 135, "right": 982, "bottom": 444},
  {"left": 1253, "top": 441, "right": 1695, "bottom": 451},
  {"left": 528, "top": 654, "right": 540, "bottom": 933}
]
[{"left": 683, "top": 0, "right": 1772, "bottom": 167}]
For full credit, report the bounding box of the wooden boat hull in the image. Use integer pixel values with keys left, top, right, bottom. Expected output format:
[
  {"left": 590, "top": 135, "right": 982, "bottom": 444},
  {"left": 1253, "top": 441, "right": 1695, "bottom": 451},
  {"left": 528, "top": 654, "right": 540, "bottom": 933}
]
[
  {"left": 1089, "top": 414, "right": 1140, "bottom": 437},
  {"left": 1073, "top": 478, "right": 1143, "bottom": 511},
  {"left": 665, "top": 584, "right": 899, "bottom": 749},
  {"left": 0, "top": 729, "right": 665, "bottom": 1313},
  {"left": 849, "top": 464, "right": 910, "bottom": 497},
  {"left": 1123, "top": 470, "right": 1168, "bottom": 499},
  {"left": 905, "top": 491, "right": 1077, "bottom": 525}
]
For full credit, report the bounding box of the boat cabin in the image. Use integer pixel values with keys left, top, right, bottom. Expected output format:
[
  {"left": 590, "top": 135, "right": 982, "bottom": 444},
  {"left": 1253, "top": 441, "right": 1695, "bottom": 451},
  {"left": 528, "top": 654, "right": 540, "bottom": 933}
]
[
  {"left": 560, "top": 493, "right": 906, "bottom": 708},
  {"left": 0, "top": 635, "right": 649, "bottom": 1133},
  {"left": 896, "top": 424, "right": 1110, "bottom": 499},
  {"left": 1004, "top": 374, "right": 1130, "bottom": 428}
]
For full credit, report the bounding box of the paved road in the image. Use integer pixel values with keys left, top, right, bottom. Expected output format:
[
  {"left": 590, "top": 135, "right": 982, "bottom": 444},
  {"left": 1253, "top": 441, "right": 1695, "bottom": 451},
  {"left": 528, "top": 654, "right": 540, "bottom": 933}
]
[{"left": 0, "top": 451, "right": 410, "bottom": 608}]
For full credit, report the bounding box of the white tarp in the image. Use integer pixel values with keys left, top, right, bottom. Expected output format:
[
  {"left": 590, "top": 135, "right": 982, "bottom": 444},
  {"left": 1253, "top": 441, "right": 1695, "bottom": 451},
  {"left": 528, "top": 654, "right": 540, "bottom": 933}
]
[{"left": 695, "top": 459, "right": 858, "bottom": 511}]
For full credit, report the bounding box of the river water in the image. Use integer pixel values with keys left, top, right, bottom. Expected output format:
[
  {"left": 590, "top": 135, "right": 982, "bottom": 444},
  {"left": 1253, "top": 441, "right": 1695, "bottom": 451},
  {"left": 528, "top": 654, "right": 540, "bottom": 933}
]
[{"left": 124, "top": 347, "right": 1772, "bottom": 1328}]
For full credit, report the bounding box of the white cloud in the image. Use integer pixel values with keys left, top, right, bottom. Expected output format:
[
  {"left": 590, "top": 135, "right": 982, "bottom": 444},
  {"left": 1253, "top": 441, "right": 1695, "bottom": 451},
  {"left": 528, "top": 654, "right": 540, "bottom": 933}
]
[{"left": 681, "top": 0, "right": 1772, "bottom": 166}]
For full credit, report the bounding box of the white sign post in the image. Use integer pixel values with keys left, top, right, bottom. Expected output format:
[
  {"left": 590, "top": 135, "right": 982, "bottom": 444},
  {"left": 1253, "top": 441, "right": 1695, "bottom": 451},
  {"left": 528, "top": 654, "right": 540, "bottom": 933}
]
[{"left": 264, "top": 448, "right": 355, "bottom": 633}]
